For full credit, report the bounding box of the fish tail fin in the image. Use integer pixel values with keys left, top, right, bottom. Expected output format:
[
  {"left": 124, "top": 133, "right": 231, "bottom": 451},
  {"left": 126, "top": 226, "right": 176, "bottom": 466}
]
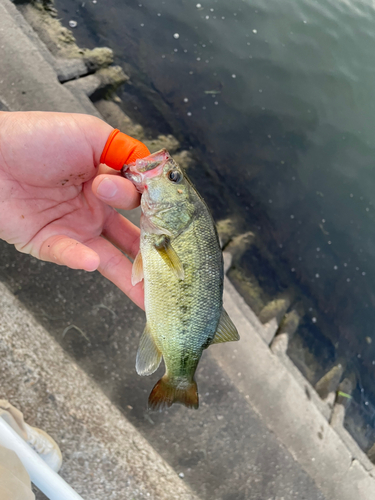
[{"left": 148, "top": 376, "right": 199, "bottom": 411}]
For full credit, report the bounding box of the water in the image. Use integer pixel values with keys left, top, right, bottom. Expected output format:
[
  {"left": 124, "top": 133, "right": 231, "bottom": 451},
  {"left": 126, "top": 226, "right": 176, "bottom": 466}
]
[{"left": 54, "top": 0, "right": 375, "bottom": 444}]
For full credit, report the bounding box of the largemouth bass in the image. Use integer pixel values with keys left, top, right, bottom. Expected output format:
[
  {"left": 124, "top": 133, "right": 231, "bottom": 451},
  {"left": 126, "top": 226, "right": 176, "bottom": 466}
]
[{"left": 122, "top": 150, "right": 239, "bottom": 410}]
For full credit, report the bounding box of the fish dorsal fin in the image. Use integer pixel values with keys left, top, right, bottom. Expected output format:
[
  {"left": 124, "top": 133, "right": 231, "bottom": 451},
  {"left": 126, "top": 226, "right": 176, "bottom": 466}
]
[
  {"left": 136, "top": 323, "right": 162, "bottom": 376},
  {"left": 211, "top": 309, "right": 240, "bottom": 345},
  {"left": 131, "top": 251, "right": 144, "bottom": 286},
  {"left": 154, "top": 235, "right": 184, "bottom": 280}
]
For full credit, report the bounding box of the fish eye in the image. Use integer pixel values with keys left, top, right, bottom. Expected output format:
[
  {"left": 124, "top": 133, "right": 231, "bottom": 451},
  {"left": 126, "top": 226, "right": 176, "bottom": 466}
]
[{"left": 167, "top": 170, "right": 182, "bottom": 183}]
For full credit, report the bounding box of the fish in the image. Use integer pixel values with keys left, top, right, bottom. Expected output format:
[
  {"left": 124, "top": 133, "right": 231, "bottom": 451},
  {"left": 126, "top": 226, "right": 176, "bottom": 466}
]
[{"left": 122, "top": 149, "right": 239, "bottom": 410}]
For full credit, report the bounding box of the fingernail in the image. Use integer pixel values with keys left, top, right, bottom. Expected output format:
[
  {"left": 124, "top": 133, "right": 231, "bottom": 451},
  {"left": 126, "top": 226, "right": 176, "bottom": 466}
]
[{"left": 97, "top": 178, "right": 118, "bottom": 199}]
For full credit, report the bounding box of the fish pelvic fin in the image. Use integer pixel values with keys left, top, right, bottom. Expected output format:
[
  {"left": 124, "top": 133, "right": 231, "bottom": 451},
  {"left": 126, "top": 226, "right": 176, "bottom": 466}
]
[
  {"left": 136, "top": 323, "right": 162, "bottom": 376},
  {"left": 148, "top": 376, "right": 199, "bottom": 411}
]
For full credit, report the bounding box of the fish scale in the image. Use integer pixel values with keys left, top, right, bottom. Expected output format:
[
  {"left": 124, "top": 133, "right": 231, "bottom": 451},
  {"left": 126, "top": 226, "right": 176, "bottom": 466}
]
[{"left": 142, "top": 209, "right": 223, "bottom": 377}]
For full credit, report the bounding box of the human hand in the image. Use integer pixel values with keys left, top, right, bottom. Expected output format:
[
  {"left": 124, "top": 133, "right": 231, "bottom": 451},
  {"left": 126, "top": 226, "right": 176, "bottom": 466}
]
[{"left": 0, "top": 111, "right": 149, "bottom": 309}]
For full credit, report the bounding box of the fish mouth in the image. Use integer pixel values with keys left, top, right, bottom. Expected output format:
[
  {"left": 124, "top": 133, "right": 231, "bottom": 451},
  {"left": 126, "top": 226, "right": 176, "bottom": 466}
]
[{"left": 122, "top": 149, "right": 170, "bottom": 193}]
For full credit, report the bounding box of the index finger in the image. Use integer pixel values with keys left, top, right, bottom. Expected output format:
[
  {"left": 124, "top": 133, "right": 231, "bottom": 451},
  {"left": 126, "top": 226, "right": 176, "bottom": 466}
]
[{"left": 0, "top": 112, "right": 113, "bottom": 186}]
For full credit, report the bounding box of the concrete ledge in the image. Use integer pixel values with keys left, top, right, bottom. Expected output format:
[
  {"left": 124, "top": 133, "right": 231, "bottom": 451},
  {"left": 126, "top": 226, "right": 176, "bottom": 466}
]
[
  {"left": 271, "top": 333, "right": 333, "bottom": 421},
  {"left": 0, "top": 282, "right": 199, "bottom": 500},
  {"left": 330, "top": 404, "right": 375, "bottom": 476},
  {"left": 0, "top": 0, "right": 100, "bottom": 115}
]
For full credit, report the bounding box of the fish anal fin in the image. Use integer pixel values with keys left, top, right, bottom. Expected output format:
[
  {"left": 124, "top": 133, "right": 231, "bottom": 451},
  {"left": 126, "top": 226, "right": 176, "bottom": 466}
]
[
  {"left": 211, "top": 308, "right": 240, "bottom": 345},
  {"left": 136, "top": 323, "right": 162, "bottom": 376},
  {"left": 131, "top": 251, "right": 144, "bottom": 286},
  {"left": 148, "top": 376, "right": 199, "bottom": 411},
  {"left": 154, "top": 235, "right": 184, "bottom": 280}
]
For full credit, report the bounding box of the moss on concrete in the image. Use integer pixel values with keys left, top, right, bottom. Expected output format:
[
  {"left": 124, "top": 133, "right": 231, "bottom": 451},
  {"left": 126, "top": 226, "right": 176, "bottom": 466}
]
[
  {"left": 144, "top": 134, "right": 180, "bottom": 155},
  {"left": 278, "top": 309, "right": 301, "bottom": 338},
  {"left": 259, "top": 296, "right": 291, "bottom": 325},
  {"left": 95, "top": 99, "right": 145, "bottom": 140},
  {"left": 227, "top": 266, "right": 266, "bottom": 315},
  {"left": 315, "top": 363, "right": 345, "bottom": 400},
  {"left": 216, "top": 218, "right": 238, "bottom": 248},
  {"left": 83, "top": 47, "right": 113, "bottom": 71}
]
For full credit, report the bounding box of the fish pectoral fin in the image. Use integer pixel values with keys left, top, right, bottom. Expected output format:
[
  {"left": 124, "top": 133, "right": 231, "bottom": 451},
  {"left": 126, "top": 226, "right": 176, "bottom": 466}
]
[
  {"left": 211, "top": 308, "right": 240, "bottom": 345},
  {"left": 154, "top": 235, "right": 184, "bottom": 280},
  {"left": 136, "top": 323, "right": 162, "bottom": 376},
  {"left": 131, "top": 251, "right": 144, "bottom": 286}
]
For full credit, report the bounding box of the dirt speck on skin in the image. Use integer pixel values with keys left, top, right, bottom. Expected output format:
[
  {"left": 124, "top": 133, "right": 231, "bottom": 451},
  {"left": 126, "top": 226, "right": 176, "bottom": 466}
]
[{"left": 61, "top": 179, "right": 69, "bottom": 185}]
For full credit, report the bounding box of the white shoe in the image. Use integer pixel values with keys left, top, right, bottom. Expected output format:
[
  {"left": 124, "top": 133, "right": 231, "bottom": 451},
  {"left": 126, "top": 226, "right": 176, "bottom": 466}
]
[{"left": 0, "top": 400, "right": 62, "bottom": 472}]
